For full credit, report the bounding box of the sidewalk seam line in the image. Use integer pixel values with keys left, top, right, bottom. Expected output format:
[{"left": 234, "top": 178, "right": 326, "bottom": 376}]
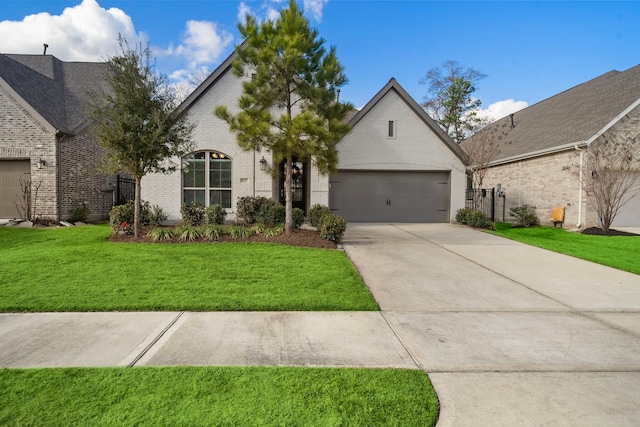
[
  {"left": 379, "top": 311, "right": 424, "bottom": 371},
  {"left": 128, "top": 311, "right": 184, "bottom": 367}
]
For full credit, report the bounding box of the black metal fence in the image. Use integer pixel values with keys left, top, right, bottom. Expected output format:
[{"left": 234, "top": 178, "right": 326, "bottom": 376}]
[
  {"left": 116, "top": 175, "right": 135, "bottom": 205},
  {"left": 466, "top": 188, "right": 495, "bottom": 222}
]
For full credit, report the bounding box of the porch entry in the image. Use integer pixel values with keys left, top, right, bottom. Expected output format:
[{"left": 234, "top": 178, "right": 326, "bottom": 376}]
[{"left": 279, "top": 157, "right": 308, "bottom": 213}]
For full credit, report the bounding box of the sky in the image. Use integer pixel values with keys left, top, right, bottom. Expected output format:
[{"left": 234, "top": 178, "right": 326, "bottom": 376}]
[{"left": 1, "top": 0, "right": 638, "bottom": 121}]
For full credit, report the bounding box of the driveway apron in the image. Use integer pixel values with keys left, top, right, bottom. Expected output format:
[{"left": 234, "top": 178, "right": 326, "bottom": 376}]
[{"left": 342, "top": 223, "right": 640, "bottom": 427}]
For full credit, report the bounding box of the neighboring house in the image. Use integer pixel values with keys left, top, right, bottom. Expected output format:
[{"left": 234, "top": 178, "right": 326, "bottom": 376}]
[
  {"left": 142, "top": 50, "right": 467, "bottom": 223},
  {"left": 0, "top": 53, "right": 117, "bottom": 221},
  {"left": 462, "top": 64, "right": 640, "bottom": 228}
]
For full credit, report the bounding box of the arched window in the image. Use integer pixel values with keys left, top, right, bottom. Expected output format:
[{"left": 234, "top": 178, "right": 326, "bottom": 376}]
[{"left": 182, "top": 151, "right": 231, "bottom": 208}]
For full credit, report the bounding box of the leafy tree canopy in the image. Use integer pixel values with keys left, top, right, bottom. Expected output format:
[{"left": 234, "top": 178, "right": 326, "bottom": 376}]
[{"left": 88, "top": 36, "right": 194, "bottom": 236}]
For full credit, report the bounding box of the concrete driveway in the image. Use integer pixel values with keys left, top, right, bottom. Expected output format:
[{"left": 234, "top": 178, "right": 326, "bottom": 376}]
[{"left": 342, "top": 223, "right": 640, "bottom": 427}]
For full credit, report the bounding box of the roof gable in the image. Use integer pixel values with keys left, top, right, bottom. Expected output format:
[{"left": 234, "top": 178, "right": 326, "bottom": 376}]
[
  {"left": 0, "top": 53, "right": 108, "bottom": 134},
  {"left": 349, "top": 78, "right": 466, "bottom": 162}
]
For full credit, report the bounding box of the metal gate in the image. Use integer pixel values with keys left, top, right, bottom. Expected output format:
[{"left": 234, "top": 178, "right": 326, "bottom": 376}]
[
  {"left": 465, "top": 188, "right": 495, "bottom": 222},
  {"left": 116, "top": 175, "right": 135, "bottom": 205}
]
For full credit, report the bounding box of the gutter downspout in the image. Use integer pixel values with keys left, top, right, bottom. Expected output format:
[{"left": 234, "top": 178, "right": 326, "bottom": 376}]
[
  {"left": 56, "top": 131, "right": 67, "bottom": 222},
  {"left": 574, "top": 145, "right": 583, "bottom": 228}
]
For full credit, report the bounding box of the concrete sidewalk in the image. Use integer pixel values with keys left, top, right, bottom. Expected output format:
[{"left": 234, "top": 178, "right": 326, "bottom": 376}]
[
  {"left": 2, "top": 223, "right": 640, "bottom": 426},
  {"left": 0, "top": 311, "right": 414, "bottom": 369}
]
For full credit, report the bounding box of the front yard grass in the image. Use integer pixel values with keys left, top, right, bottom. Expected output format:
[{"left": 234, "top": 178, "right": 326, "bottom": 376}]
[
  {"left": 0, "top": 225, "right": 378, "bottom": 312},
  {"left": 490, "top": 223, "right": 640, "bottom": 275},
  {"left": 0, "top": 366, "right": 439, "bottom": 426}
]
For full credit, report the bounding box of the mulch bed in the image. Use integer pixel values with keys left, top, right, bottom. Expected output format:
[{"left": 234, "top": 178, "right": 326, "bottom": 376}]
[
  {"left": 107, "top": 226, "right": 338, "bottom": 249},
  {"left": 581, "top": 227, "right": 639, "bottom": 237}
]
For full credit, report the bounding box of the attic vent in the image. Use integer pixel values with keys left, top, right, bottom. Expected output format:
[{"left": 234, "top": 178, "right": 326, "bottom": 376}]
[{"left": 510, "top": 113, "right": 515, "bottom": 129}]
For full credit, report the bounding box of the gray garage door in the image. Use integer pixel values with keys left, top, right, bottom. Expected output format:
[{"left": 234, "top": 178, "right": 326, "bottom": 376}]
[
  {"left": 612, "top": 189, "right": 640, "bottom": 227},
  {"left": 0, "top": 160, "right": 30, "bottom": 219},
  {"left": 329, "top": 171, "right": 450, "bottom": 222}
]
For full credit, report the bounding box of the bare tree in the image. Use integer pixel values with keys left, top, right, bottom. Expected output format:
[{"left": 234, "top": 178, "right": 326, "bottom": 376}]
[
  {"left": 581, "top": 128, "right": 640, "bottom": 231},
  {"left": 420, "top": 60, "right": 487, "bottom": 143},
  {"left": 463, "top": 121, "right": 507, "bottom": 191},
  {"left": 14, "top": 179, "right": 42, "bottom": 221}
]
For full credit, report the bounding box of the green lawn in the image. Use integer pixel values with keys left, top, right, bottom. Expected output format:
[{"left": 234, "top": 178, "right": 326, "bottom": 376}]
[
  {"left": 0, "top": 366, "right": 439, "bottom": 426},
  {"left": 0, "top": 225, "right": 378, "bottom": 312},
  {"left": 490, "top": 223, "right": 640, "bottom": 275}
]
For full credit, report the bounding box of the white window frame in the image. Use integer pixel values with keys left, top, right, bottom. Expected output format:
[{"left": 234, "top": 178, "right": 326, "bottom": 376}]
[{"left": 182, "top": 151, "right": 232, "bottom": 208}]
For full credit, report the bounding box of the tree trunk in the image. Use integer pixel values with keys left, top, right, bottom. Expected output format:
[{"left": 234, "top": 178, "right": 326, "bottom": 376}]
[
  {"left": 134, "top": 176, "right": 142, "bottom": 238},
  {"left": 284, "top": 156, "right": 293, "bottom": 235}
]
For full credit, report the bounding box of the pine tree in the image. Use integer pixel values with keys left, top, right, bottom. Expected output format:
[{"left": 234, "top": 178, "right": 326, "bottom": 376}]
[{"left": 215, "top": 0, "right": 352, "bottom": 233}]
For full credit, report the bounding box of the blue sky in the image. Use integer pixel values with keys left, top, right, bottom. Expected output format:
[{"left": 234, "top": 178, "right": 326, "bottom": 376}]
[{"left": 1, "top": 0, "right": 638, "bottom": 120}]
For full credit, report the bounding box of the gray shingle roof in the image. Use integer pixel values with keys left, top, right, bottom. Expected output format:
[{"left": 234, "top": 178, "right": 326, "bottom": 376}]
[
  {"left": 0, "top": 53, "right": 109, "bottom": 134},
  {"left": 463, "top": 64, "right": 640, "bottom": 162}
]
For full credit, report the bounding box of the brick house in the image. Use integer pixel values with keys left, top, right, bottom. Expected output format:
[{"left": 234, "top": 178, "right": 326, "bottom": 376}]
[
  {"left": 462, "top": 65, "right": 640, "bottom": 228},
  {"left": 0, "top": 53, "right": 117, "bottom": 221},
  {"left": 142, "top": 49, "right": 467, "bottom": 223}
]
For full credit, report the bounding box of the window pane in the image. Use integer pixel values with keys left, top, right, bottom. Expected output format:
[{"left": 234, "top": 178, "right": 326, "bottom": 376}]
[
  {"left": 210, "top": 158, "right": 231, "bottom": 188},
  {"left": 183, "top": 152, "right": 206, "bottom": 188},
  {"left": 183, "top": 189, "right": 205, "bottom": 206},
  {"left": 221, "top": 170, "right": 231, "bottom": 187},
  {"left": 210, "top": 190, "right": 231, "bottom": 208}
]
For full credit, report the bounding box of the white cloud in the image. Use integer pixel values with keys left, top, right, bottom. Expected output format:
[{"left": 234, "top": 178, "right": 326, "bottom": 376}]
[
  {"left": 173, "top": 20, "right": 233, "bottom": 69},
  {"left": 0, "top": 0, "right": 145, "bottom": 61},
  {"left": 303, "top": 0, "right": 329, "bottom": 21},
  {"left": 237, "top": 2, "right": 253, "bottom": 23},
  {"left": 161, "top": 20, "right": 233, "bottom": 97},
  {"left": 476, "top": 99, "right": 528, "bottom": 123},
  {"left": 238, "top": 0, "right": 327, "bottom": 24}
]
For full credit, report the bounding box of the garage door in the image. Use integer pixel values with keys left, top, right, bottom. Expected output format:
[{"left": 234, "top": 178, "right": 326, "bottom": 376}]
[
  {"left": 0, "top": 160, "right": 30, "bottom": 218},
  {"left": 612, "top": 189, "right": 640, "bottom": 227},
  {"left": 329, "top": 171, "right": 450, "bottom": 222}
]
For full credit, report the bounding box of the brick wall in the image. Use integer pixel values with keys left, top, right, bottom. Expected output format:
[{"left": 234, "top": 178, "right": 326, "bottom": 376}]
[
  {"left": 0, "top": 84, "right": 58, "bottom": 219},
  {"left": 483, "top": 150, "right": 596, "bottom": 227},
  {"left": 59, "top": 126, "right": 116, "bottom": 221},
  {"left": 2, "top": 84, "right": 117, "bottom": 221}
]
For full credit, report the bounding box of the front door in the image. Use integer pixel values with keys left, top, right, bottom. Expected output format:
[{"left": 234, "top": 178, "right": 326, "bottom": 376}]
[{"left": 279, "top": 157, "right": 307, "bottom": 213}]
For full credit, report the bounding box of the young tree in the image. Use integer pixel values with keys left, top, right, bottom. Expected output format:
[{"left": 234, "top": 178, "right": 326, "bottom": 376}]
[
  {"left": 88, "top": 36, "right": 194, "bottom": 237},
  {"left": 215, "top": 0, "right": 353, "bottom": 233},
  {"left": 420, "top": 60, "right": 486, "bottom": 143},
  {"left": 580, "top": 129, "right": 640, "bottom": 231},
  {"left": 463, "top": 121, "right": 507, "bottom": 190}
]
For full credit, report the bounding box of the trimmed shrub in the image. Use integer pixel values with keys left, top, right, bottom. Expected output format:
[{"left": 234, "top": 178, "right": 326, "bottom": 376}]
[
  {"left": 205, "top": 204, "right": 227, "bottom": 225},
  {"left": 109, "top": 200, "right": 151, "bottom": 233},
  {"left": 456, "top": 207, "right": 492, "bottom": 229},
  {"left": 309, "top": 204, "right": 331, "bottom": 229},
  {"left": 292, "top": 207, "right": 304, "bottom": 228},
  {"left": 265, "top": 204, "right": 286, "bottom": 226},
  {"left": 510, "top": 204, "right": 539, "bottom": 227},
  {"left": 149, "top": 204, "right": 168, "bottom": 226},
  {"left": 180, "top": 203, "right": 205, "bottom": 226},
  {"left": 455, "top": 207, "right": 474, "bottom": 225},
  {"left": 236, "top": 196, "right": 270, "bottom": 224},
  {"left": 467, "top": 210, "right": 493, "bottom": 229},
  {"left": 68, "top": 204, "right": 90, "bottom": 223},
  {"left": 320, "top": 213, "right": 347, "bottom": 242}
]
